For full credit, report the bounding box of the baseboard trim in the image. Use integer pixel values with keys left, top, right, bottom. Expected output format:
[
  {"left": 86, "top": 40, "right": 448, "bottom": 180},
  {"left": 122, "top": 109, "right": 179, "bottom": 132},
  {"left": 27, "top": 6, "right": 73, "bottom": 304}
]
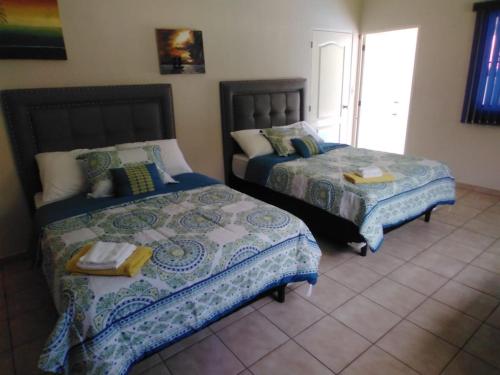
[{"left": 457, "top": 182, "right": 500, "bottom": 197}]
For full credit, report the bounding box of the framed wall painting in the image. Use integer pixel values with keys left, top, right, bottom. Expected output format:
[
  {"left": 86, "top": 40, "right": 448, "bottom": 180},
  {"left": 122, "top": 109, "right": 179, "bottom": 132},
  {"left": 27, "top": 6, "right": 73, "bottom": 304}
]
[
  {"left": 0, "top": 0, "right": 67, "bottom": 59},
  {"left": 156, "top": 29, "right": 205, "bottom": 74}
]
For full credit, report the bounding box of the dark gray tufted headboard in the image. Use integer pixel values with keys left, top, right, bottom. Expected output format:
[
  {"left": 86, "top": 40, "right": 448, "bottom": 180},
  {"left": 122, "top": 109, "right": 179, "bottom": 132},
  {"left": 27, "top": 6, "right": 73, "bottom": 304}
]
[
  {"left": 219, "top": 78, "right": 306, "bottom": 183},
  {"left": 1, "top": 84, "right": 175, "bottom": 211}
]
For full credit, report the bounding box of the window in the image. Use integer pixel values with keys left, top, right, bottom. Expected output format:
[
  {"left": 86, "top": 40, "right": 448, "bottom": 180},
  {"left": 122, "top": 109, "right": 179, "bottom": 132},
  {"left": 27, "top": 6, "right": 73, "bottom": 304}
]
[{"left": 462, "top": 1, "right": 500, "bottom": 125}]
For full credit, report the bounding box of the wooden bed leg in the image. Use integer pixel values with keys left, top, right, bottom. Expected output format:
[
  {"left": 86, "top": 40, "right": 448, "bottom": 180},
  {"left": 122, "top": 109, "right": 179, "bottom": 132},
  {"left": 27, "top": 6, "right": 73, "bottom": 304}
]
[
  {"left": 424, "top": 210, "right": 432, "bottom": 223},
  {"left": 275, "top": 284, "right": 286, "bottom": 303},
  {"left": 360, "top": 245, "right": 368, "bottom": 257}
]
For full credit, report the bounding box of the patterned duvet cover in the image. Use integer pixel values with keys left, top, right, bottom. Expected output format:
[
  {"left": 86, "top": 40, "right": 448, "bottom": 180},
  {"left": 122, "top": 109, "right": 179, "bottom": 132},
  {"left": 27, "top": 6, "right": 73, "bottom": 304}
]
[
  {"left": 38, "top": 184, "right": 320, "bottom": 374},
  {"left": 265, "top": 147, "right": 455, "bottom": 250}
]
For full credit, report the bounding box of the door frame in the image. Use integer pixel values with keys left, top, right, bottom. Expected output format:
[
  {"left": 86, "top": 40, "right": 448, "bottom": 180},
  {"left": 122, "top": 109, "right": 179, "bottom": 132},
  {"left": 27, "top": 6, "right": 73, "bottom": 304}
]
[
  {"left": 353, "top": 26, "right": 420, "bottom": 149},
  {"left": 309, "top": 29, "right": 357, "bottom": 144}
]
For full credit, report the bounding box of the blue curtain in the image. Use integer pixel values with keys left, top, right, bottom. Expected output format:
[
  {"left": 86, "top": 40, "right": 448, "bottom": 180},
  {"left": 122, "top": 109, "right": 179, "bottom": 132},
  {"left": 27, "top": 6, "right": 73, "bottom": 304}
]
[{"left": 462, "top": 3, "right": 500, "bottom": 125}]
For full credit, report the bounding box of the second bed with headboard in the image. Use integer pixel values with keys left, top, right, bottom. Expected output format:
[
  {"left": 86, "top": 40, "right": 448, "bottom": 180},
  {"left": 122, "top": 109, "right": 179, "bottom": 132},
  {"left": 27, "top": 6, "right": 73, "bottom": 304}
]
[
  {"left": 220, "top": 78, "right": 456, "bottom": 256},
  {"left": 1, "top": 83, "right": 321, "bottom": 374}
]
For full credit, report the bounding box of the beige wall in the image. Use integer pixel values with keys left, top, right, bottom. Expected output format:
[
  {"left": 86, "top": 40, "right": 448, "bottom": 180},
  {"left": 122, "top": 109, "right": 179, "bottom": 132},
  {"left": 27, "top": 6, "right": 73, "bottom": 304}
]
[
  {"left": 361, "top": 0, "right": 500, "bottom": 191},
  {"left": 0, "top": 0, "right": 361, "bottom": 258}
]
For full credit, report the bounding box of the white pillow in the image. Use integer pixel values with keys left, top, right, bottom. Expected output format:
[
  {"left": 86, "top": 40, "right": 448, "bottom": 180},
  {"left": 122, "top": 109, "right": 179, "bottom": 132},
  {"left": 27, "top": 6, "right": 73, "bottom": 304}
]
[
  {"left": 35, "top": 146, "right": 115, "bottom": 205},
  {"left": 117, "top": 139, "right": 192, "bottom": 176},
  {"left": 230, "top": 129, "right": 274, "bottom": 159},
  {"left": 34, "top": 192, "right": 44, "bottom": 209},
  {"left": 273, "top": 121, "right": 324, "bottom": 143}
]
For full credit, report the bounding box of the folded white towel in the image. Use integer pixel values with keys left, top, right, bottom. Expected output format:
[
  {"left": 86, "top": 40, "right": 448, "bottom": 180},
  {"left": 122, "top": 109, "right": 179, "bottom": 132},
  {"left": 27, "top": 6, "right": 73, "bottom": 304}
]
[
  {"left": 77, "top": 242, "right": 136, "bottom": 270},
  {"left": 356, "top": 166, "right": 383, "bottom": 178}
]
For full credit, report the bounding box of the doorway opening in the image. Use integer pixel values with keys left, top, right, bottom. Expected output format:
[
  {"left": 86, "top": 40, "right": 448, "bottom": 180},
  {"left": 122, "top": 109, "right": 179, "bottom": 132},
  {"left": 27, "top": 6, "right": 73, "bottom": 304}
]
[{"left": 356, "top": 28, "right": 418, "bottom": 154}]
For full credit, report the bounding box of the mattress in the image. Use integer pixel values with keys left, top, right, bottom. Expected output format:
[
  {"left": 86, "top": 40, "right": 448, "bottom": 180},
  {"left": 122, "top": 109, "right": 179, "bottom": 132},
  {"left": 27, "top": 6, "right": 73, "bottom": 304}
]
[{"left": 232, "top": 153, "right": 250, "bottom": 179}]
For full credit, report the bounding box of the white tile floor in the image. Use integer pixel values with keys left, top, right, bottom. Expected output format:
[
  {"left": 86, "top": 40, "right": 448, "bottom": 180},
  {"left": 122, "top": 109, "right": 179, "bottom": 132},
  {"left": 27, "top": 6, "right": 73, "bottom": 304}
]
[{"left": 1, "top": 189, "right": 500, "bottom": 374}]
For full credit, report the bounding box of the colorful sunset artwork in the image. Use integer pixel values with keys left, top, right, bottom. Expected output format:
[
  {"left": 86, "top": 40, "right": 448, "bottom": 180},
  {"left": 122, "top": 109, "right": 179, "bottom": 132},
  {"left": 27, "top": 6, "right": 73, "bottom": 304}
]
[
  {"left": 156, "top": 29, "right": 205, "bottom": 74},
  {"left": 0, "top": 0, "right": 67, "bottom": 59}
]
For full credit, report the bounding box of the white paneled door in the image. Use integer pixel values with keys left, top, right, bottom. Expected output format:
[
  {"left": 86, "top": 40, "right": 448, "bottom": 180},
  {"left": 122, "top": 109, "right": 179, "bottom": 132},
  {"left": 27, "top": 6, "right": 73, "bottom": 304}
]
[{"left": 310, "top": 30, "right": 353, "bottom": 143}]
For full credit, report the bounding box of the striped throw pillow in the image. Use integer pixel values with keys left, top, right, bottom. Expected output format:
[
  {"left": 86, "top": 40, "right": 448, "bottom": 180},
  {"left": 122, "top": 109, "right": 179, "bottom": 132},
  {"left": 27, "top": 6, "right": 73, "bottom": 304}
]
[
  {"left": 110, "top": 163, "right": 164, "bottom": 196},
  {"left": 291, "top": 135, "right": 324, "bottom": 158}
]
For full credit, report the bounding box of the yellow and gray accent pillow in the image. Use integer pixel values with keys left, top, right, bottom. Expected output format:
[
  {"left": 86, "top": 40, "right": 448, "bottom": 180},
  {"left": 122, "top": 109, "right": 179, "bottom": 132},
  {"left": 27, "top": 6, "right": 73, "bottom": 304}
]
[
  {"left": 111, "top": 163, "right": 163, "bottom": 196},
  {"left": 78, "top": 145, "right": 176, "bottom": 198},
  {"left": 261, "top": 127, "right": 308, "bottom": 156}
]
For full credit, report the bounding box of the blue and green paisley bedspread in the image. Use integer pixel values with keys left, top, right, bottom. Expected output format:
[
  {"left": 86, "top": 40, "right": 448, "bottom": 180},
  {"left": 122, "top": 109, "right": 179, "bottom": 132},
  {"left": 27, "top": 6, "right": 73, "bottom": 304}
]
[
  {"left": 262, "top": 147, "right": 455, "bottom": 251},
  {"left": 38, "top": 184, "right": 320, "bottom": 374}
]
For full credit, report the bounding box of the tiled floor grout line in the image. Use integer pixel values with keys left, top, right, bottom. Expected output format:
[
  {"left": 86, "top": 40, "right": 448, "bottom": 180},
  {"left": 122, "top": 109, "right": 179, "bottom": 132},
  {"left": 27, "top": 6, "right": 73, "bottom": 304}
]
[
  {"left": 237, "top": 338, "right": 295, "bottom": 374},
  {"left": 438, "top": 313, "right": 500, "bottom": 374},
  {"left": 336, "top": 212, "right": 491, "bottom": 374},
  {"left": 426, "top": 236, "right": 500, "bottom": 321},
  {"left": 326, "top": 274, "right": 476, "bottom": 375},
  {"left": 427, "top": 292, "right": 500, "bottom": 322},
  {"left": 438, "top": 275, "right": 500, "bottom": 374},
  {"left": 465, "top": 255, "right": 500, "bottom": 276},
  {"left": 404, "top": 204, "right": 500, "bottom": 374},
  {"left": 428, "top": 205, "right": 500, "bottom": 372},
  {"left": 299, "top": 285, "right": 358, "bottom": 316},
  {"left": 430, "top": 212, "right": 499, "bottom": 298},
  {"left": 297, "top": 230, "right": 456, "bottom": 375},
  {"left": 456, "top": 202, "right": 500, "bottom": 240},
  {"left": 320, "top": 261, "right": 389, "bottom": 292},
  {"left": 288, "top": 337, "right": 336, "bottom": 374},
  {"left": 161, "top": 315, "right": 251, "bottom": 373},
  {"left": 306, "top": 263, "right": 426, "bottom": 373},
  {"left": 434, "top": 215, "right": 500, "bottom": 373},
  {"left": 215, "top": 308, "right": 293, "bottom": 370},
  {"left": 445, "top": 220, "right": 500, "bottom": 300},
  {"left": 322, "top": 315, "right": 408, "bottom": 374},
  {"left": 432, "top": 193, "right": 488, "bottom": 226},
  {"left": 409, "top": 258, "right": 468, "bottom": 281},
  {"left": 369, "top": 288, "right": 446, "bottom": 373},
  {"left": 373, "top": 344, "right": 425, "bottom": 375},
  {"left": 156, "top": 300, "right": 265, "bottom": 368},
  {"left": 451, "top": 269, "right": 500, "bottom": 299},
  {"left": 373, "top": 299, "right": 446, "bottom": 374},
  {"left": 242, "top": 288, "right": 363, "bottom": 374},
  {"left": 384, "top": 218, "right": 500, "bottom": 299}
]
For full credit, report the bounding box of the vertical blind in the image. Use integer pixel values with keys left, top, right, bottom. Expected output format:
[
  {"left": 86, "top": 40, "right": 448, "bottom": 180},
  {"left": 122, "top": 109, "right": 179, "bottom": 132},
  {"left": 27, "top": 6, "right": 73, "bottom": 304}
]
[{"left": 462, "top": 2, "right": 500, "bottom": 125}]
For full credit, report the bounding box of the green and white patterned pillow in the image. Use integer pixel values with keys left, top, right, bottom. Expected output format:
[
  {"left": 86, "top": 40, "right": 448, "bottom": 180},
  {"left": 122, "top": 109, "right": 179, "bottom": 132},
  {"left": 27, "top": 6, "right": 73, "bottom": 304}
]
[
  {"left": 261, "top": 127, "right": 308, "bottom": 156},
  {"left": 78, "top": 145, "right": 176, "bottom": 198}
]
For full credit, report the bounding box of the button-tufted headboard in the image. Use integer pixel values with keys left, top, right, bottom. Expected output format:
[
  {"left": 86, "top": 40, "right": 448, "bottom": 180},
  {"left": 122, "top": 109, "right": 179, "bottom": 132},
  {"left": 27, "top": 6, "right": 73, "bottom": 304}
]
[
  {"left": 219, "top": 78, "right": 306, "bottom": 184},
  {"left": 1, "top": 84, "right": 175, "bottom": 212}
]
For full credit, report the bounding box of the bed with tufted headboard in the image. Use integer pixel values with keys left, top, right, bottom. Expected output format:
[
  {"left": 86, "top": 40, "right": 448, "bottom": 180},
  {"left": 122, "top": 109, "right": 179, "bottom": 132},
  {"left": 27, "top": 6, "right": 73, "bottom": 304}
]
[
  {"left": 1, "top": 83, "right": 321, "bottom": 374},
  {"left": 220, "top": 78, "right": 306, "bottom": 184},
  {"left": 220, "top": 78, "right": 456, "bottom": 256},
  {"left": 2, "top": 84, "right": 176, "bottom": 212}
]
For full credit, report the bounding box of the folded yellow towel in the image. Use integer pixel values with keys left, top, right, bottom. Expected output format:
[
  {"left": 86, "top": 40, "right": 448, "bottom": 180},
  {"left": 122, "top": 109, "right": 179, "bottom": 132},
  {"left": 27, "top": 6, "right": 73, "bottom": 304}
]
[
  {"left": 66, "top": 244, "right": 153, "bottom": 277},
  {"left": 343, "top": 172, "right": 395, "bottom": 184}
]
